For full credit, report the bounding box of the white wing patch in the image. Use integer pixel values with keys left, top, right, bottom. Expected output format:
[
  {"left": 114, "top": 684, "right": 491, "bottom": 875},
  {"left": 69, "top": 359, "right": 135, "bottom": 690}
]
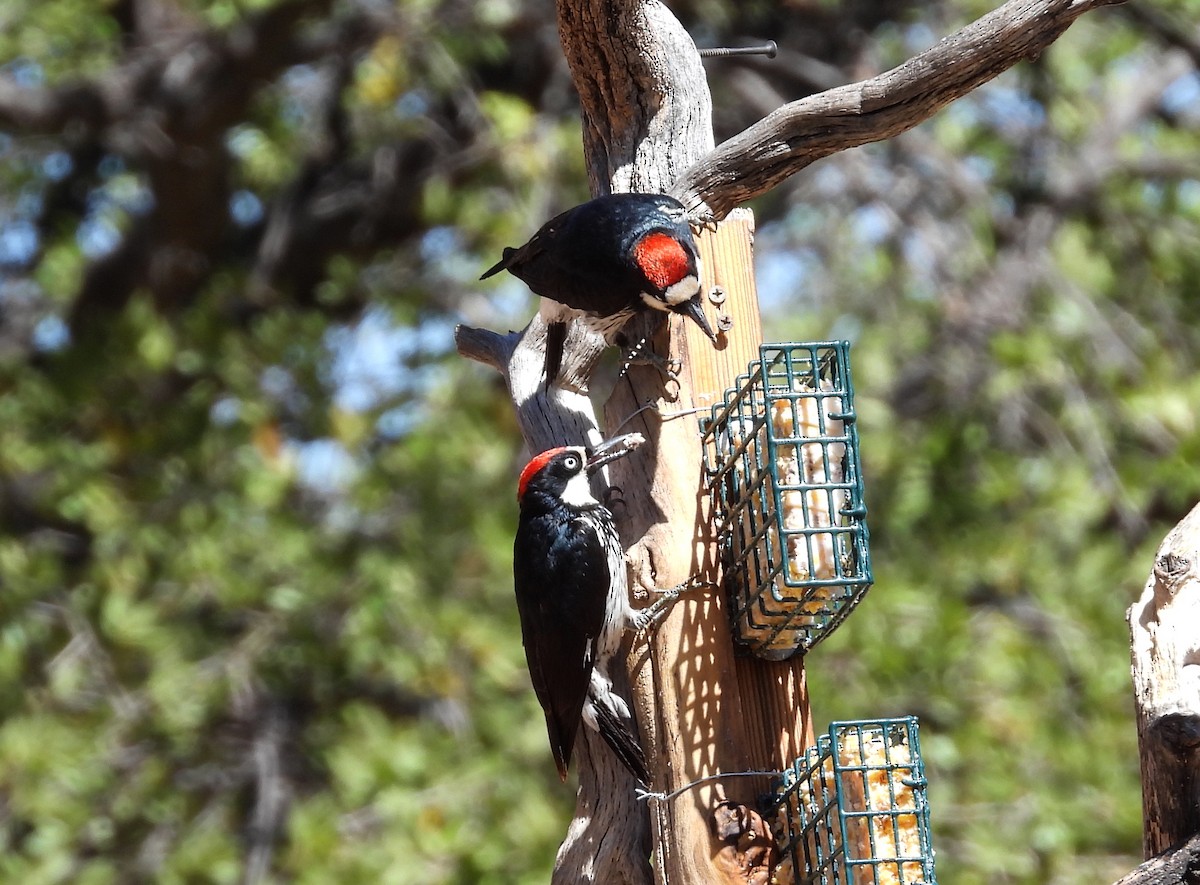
[{"left": 596, "top": 515, "right": 631, "bottom": 666}]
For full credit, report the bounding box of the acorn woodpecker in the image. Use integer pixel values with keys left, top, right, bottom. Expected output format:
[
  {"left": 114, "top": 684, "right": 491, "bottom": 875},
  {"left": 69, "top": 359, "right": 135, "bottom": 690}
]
[
  {"left": 481, "top": 193, "right": 718, "bottom": 385},
  {"left": 512, "top": 432, "right": 651, "bottom": 786}
]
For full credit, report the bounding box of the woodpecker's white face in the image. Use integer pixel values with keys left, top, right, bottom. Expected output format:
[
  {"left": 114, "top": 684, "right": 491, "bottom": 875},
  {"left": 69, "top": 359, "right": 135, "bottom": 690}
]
[{"left": 557, "top": 449, "right": 596, "bottom": 508}]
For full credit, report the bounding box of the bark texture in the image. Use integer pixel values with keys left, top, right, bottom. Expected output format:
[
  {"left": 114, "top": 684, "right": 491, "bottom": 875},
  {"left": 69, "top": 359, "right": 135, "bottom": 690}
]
[
  {"left": 1128, "top": 502, "right": 1200, "bottom": 860},
  {"left": 556, "top": 0, "right": 714, "bottom": 193}
]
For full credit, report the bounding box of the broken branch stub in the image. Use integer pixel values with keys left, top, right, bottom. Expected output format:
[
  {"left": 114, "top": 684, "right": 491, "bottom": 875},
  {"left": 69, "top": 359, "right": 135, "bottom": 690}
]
[{"left": 1128, "top": 501, "right": 1200, "bottom": 858}]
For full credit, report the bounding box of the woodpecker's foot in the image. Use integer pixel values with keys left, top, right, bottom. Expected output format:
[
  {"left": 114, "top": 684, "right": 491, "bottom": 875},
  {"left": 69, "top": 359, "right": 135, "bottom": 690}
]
[
  {"left": 632, "top": 576, "right": 717, "bottom": 638},
  {"left": 602, "top": 485, "right": 627, "bottom": 513},
  {"left": 619, "top": 337, "right": 682, "bottom": 401},
  {"left": 686, "top": 205, "right": 719, "bottom": 233},
  {"left": 619, "top": 336, "right": 680, "bottom": 379}
]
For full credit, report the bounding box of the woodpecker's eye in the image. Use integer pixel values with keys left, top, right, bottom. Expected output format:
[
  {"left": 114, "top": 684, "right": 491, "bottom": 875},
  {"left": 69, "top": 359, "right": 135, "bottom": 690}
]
[{"left": 562, "top": 454, "right": 581, "bottom": 471}]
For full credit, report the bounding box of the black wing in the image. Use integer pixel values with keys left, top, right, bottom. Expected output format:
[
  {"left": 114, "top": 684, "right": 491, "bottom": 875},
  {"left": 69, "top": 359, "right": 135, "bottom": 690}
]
[
  {"left": 478, "top": 205, "right": 573, "bottom": 281},
  {"left": 480, "top": 200, "right": 638, "bottom": 316},
  {"left": 513, "top": 507, "right": 609, "bottom": 780},
  {"left": 589, "top": 690, "right": 650, "bottom": 787}
]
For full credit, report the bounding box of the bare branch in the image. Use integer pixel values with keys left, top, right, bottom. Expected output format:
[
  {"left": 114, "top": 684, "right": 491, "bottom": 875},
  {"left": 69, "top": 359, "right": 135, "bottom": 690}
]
[
  {"left": 671, "top": 0, "right": 1129, "bottom": 218},
  {"left": 454, "top": 312, "right": 607, "bottom": 453}
]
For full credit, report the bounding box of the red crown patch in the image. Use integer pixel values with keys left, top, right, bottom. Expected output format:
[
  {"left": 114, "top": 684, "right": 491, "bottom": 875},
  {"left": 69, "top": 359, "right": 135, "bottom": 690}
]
[
  {"left": 633, "top": 232, "right": 691, "bottom": 292},
  {"left": 518, "top": 447, "right": 570, "bottom": 500}
]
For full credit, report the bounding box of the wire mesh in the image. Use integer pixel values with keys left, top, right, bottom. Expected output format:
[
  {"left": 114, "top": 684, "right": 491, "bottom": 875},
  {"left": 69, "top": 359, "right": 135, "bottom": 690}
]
[
  {"left": 701, "top": 342, "right": 871, "bottom": 659},
  {"left": 770, "top": 718, "right": 936, "bottom": 885}
]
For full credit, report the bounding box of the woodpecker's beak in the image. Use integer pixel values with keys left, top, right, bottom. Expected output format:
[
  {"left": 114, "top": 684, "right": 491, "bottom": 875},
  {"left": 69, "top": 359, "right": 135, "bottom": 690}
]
[
  {"left": 675, "top": 295, "right": 718, "bottom": 343},
  {"left": 585, "top": 433, "right": 645, "bottom": 475}
]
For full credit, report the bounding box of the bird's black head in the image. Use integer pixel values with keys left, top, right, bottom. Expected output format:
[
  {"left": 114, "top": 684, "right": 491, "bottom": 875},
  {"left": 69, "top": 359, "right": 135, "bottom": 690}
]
[
  {"left": 517, "top": 433, "right": 645, "bottom": 509},
  {"left": 518, "top": 447, "right": 590, "bottom": 508},
  {"left": 614, "top": 197, "right": 695, "bottom": 296},
  {"left": 617, "top": 196, "right": 716, "bottom": 343}
]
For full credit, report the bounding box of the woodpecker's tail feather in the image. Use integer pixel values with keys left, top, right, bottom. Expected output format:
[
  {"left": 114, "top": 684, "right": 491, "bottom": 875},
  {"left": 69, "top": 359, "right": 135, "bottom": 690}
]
[
  {"left": 543, "top": 320, "right": 567, "bottom": 388},
  {"left": 479, "top": 247, "right": 517, "bottom": 280},
  {"left": 587, "top": 694, "right": 650, "bottom": 788}
]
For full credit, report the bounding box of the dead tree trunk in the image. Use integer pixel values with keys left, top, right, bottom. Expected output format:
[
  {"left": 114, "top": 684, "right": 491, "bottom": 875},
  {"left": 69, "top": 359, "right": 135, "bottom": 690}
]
[{"left": 1120, "top": 501, "right": 1200, "bottom": 883}]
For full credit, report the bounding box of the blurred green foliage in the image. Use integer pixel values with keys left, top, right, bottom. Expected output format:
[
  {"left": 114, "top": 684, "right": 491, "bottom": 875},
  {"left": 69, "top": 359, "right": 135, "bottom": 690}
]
[{"left": 1, "top": 0, "right": 1198, "bottom": 882}]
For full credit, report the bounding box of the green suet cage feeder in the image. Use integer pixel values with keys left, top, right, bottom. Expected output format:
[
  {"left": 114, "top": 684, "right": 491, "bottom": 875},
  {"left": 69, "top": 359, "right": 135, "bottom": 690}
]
[
  {"left": 701, "top": 342, "right": 871, "bottom": 659},
  {"left": 770, "top": 717, "right": 937, "bottom": 885}
]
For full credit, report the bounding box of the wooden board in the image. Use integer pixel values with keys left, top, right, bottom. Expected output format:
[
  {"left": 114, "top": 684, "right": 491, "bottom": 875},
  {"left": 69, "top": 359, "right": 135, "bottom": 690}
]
[{"left": 605, "top": 210, "right": 813, "bottom": 884}]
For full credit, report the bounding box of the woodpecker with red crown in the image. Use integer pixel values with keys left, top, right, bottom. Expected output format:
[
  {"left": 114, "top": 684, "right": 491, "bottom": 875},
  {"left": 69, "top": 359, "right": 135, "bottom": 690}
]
[
  {"left": 512, "top": 432, "right": 652, "bottom": 786},
  {"left": 481, "top": 193, "right": 718, "bottom": 386}
]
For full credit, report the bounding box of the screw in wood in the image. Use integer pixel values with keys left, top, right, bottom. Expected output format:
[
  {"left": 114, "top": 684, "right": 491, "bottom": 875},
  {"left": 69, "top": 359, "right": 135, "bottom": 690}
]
[{"left": 698, "top": 41, "right": 778, "bottom": 59}]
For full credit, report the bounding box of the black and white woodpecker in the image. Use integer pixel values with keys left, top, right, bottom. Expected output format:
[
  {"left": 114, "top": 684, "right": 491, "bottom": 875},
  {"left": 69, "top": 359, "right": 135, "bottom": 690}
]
[
  {"left": 481, "top": 193, "right": 718, "bottom": 385},
  {"left": 512, "top": 432, "right": 652, "bottom": 786}
]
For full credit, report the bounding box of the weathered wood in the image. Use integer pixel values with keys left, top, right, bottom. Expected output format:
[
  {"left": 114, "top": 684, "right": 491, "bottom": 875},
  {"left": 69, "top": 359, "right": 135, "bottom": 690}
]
[
  {"left": 556, "top": 0, "right": 714, "bottom": 194},
  {"left": 711, "top": 800, "right": 777, "bottom": 885},
  {"left": 455, "top": 315, "right": 653, "bottom": 884},
  {"left": 605, "top": 211, "right": 808, "bottom": 884},
  {"left": 1127, "top": 501, "right": 1200, "bottom": 859},
  {"left": 670, "top": 0, "right": 1129, "bottom": 220},
  {"left": 553, "top": 723, "right": 653, "bottom": 885}
]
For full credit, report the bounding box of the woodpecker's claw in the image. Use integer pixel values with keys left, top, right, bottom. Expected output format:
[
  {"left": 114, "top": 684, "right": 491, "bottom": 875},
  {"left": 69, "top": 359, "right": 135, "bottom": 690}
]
[
  {"left": 632, "top": 576, "right": 717, "bottom": 639},
  {"left": 686, "top": 206, "right": 719, "bottom": 233},
  {"left": 619, "top": 337, "right": 682, "bottom": 393},
  {"left": 603, "top": 485, "right": 627, "bottom": 512}
]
